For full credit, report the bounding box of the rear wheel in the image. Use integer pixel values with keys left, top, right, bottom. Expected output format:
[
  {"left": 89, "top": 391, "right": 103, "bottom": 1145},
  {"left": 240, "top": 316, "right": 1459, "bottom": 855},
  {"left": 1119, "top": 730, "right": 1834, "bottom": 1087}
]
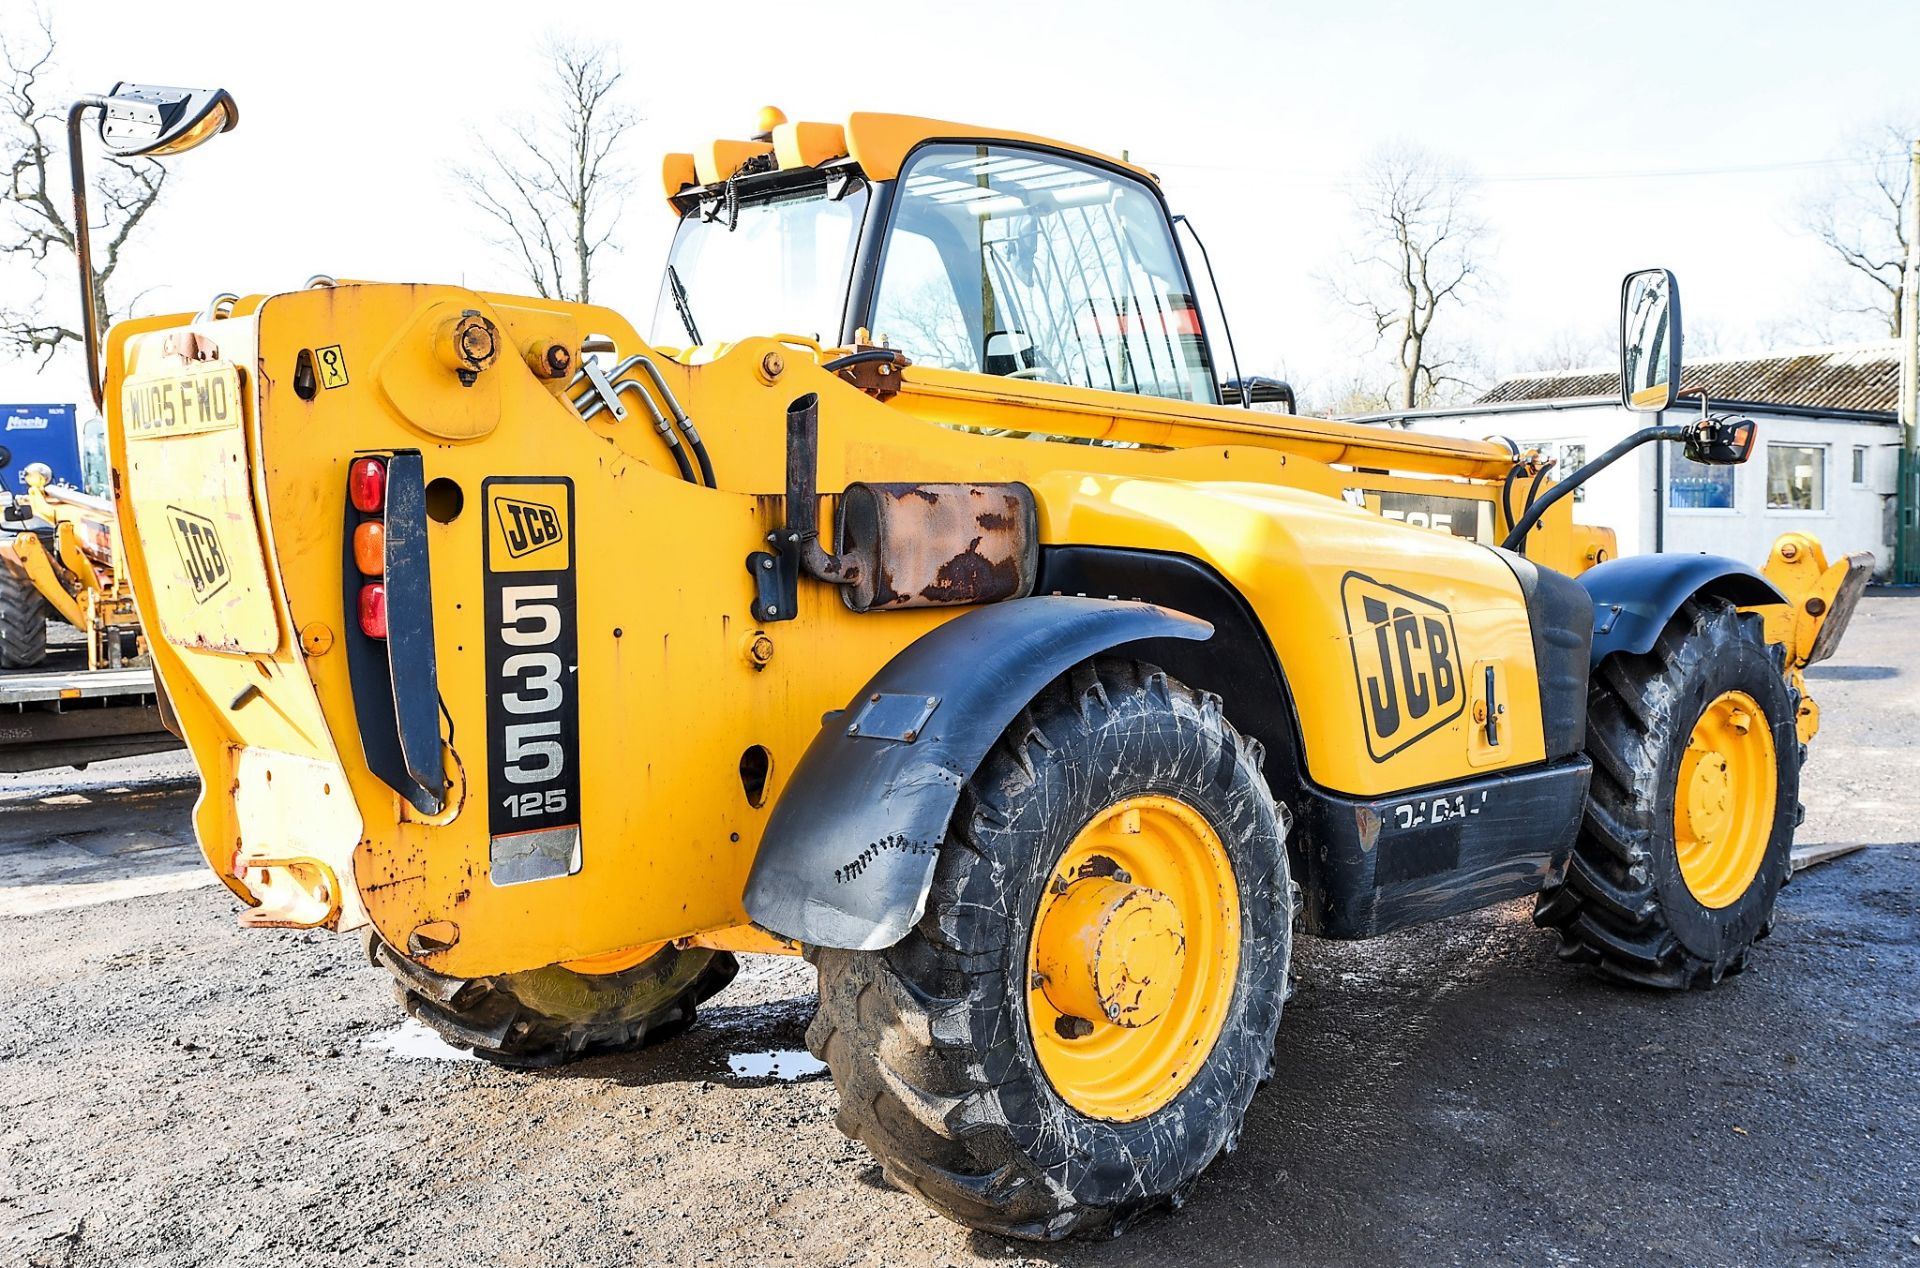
[
  {"left": 808, "top": 659, "right": 1292, "bottom": 1239},
  {"left": 369, "top": 934, "right": 737, "bottom": 1067},
  {"left": 1536, "top": 597, "right": 1801, "bottom": 987},
  {"left": 0, "top": 560, "right": 49, "bottom": 670}
]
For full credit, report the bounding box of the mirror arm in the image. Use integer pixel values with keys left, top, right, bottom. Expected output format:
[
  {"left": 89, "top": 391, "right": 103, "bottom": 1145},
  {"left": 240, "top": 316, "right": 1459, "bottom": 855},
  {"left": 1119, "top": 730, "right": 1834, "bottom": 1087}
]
[
  {"left": 1500, "top": 422, "right": 1689, "bottom": 554},
  {"left": 66, "top": 95, "right": 109, "bottom": 412}
]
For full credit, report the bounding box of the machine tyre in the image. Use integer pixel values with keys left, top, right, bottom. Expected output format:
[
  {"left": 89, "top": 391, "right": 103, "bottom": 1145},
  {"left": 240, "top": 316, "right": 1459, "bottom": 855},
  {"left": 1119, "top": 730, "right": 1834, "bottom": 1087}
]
[
  {"left": 368, "top": 934, "right": 737, "bottom": 1068},
  {"left": 0, "top": 560, "right": 49, "bottom": 670},
  {"left": 808, "top": 658, "right": 1292, "bottom": 1240},
  {"left": 1536, "top": 597, "right": 1801, "bottom": 987}
]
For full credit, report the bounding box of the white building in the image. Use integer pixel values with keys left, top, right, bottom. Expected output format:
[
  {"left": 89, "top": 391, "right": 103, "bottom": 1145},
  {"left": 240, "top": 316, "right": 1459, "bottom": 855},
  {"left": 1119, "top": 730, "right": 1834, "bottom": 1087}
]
[{"left": 1360, "top": 344, "right": 1904, "bottom": 579}]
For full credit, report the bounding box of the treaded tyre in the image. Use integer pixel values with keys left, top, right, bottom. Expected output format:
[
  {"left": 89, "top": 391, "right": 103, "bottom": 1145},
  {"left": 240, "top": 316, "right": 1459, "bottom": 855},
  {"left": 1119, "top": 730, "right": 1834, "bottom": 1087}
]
[
  {"left": 0, "top": 559, "right": 49, "bottom": 670},
  {"left": 808, "top": 658, "right": 1292, "bottom": 1240},
  {"left": 368, "top": 934, "right": 737, "bottom": 1068},
  {"left": 1536, "top": 596, "right": 1801, "bottom": 987}
]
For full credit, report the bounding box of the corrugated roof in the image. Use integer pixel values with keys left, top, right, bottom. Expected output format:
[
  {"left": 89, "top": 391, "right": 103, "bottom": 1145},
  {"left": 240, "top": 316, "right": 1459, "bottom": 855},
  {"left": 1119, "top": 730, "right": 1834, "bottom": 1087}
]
[{"left": 1476, "top": 341, "right": 1900, "bottom": 414}]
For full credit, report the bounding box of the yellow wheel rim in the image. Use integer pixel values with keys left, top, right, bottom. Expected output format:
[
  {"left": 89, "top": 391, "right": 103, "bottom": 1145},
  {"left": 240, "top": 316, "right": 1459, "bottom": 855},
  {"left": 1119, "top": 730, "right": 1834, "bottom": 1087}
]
[
  {"left": 1026, "top": 795, "right": 1240, "bottom": 1121},
  {"left": 1674, "top": 690, "right": 1777, "bottom": 909},
  {"left": 558, "top": 941, "right": 667, "bottom": 975}
]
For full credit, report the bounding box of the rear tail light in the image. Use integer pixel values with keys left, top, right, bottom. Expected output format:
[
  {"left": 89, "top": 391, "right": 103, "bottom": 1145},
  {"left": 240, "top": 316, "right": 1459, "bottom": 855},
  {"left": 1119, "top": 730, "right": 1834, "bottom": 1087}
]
[
  {"left": 349, "top": 455, "right": 390, "bottom": 637},
  {"left": 349, "top": 458, "right": 387, "bottom": 513},
  {"left": 341, "top": 448, "right": 446, "bottom": 816},
  {"left": 358, "top": 582, "right": 388, "bottom": 638},
  {"left": 352, "top": 519, "right": 385, "bottom": 575}
]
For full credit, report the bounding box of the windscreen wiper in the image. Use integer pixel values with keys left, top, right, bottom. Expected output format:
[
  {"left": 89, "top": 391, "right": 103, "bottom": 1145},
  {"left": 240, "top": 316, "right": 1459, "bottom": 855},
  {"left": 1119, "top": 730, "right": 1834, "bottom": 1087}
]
[{"left": 666, "top": 263, "right": 703, "bottom": 347}]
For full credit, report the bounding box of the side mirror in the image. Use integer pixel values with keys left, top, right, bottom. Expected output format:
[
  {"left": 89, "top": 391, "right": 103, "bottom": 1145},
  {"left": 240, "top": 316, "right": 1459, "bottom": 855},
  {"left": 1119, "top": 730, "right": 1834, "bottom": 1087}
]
[
  {"left": 983, "top": 330, "right": 1035, "bottom": 376},
  {"left": 1683, "top": 413, "right": 1757, "bottom": 466},
  {"left": 98, "top": 83, "right": 238, "bottom": 157},
  {"left": 1619, "top": 267, "right": 1682, "bottom": 412},
  {"left": 1221, "top": 377, "right": 1298, "bottom": 413},
  {"left": 66, "top": 82, "right": 238, "bottom": 410}
]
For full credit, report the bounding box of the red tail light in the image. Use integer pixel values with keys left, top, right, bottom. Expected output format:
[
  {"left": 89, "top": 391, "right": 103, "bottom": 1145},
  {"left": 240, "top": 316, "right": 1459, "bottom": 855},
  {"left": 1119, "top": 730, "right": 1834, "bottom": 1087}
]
[
  {"left": 349, "top": 458, "right": 387, "bottom": 513},
  {"left": 358, "top": 582, "right": 388, "bottom": 638},
  {"left": 352, "top": 520, "right": 385, "bottom": 575}
]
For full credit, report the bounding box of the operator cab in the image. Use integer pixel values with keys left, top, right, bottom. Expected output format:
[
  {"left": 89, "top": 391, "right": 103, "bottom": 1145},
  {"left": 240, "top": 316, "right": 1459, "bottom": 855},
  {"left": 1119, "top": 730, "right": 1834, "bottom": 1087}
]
[{"left": 655, "top": 114, "right": 1226, "bottom": 406}]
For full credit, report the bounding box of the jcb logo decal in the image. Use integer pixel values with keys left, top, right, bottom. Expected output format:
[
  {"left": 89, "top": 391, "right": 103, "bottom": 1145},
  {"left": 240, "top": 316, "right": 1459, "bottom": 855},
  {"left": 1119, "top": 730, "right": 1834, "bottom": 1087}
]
[
  {"left": 166, "top": 506, "right": 231, "bottom": 602},
  {"left": 491, "top": 495, "right": 566, "bottom": 565},
  {"left": 1342, "top": 573, "right": 1465, "bottom": 761}
]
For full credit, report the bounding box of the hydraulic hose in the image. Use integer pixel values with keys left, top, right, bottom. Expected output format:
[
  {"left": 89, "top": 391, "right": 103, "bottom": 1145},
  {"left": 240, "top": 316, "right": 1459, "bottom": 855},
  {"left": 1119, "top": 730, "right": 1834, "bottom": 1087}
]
[
  {"left": 1501, "top": 423, "right": 1688, "bottom": 554},
  {"left": 821, "top": 349, "right": 902, "bottom": 373}
]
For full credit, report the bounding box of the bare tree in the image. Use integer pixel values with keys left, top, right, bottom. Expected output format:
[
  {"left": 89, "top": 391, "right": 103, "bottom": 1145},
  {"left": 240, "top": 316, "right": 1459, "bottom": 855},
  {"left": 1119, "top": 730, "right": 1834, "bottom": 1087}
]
[
  {"left": 1511, "top": 325, "right": 1613, "bottom": 375},
  {"left": 1798, "top": 120, "right": 1915, "bottom": 338},
  {"left": 455, "top": 41, "right": 638, "bottom": 304},
  {"left": 2, "top": 12, "right": 168, "bottom": 365},
  {"left": 1334, "top": 144, "right": 1490, "bottom": 409}
]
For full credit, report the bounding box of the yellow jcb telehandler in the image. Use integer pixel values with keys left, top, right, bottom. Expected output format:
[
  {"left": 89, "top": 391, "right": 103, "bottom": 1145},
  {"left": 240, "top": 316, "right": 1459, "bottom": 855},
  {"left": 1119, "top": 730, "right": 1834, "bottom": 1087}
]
[
  {"left": 0, "top": 456, "right": 144, "bottom": 670},
  {"left": 75, "top": 85, "right": 1869, "bottom": 1239}
]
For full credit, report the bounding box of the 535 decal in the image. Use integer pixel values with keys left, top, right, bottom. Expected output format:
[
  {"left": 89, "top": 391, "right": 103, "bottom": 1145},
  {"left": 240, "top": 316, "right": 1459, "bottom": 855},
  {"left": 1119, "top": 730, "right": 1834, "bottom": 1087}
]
[{"left": 482, "top": 478, "right": 582, "bottom": 885}]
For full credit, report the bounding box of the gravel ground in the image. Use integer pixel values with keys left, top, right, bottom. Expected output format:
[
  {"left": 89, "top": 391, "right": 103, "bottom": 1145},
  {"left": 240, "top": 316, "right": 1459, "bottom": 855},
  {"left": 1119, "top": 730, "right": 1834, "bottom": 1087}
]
[{"left": 0, "top": 593, "right": 1914, "bottom": 1268}]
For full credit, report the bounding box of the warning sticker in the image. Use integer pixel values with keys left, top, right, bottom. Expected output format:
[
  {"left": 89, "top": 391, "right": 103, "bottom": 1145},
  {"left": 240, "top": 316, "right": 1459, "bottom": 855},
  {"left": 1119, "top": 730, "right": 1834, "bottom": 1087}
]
[{"left": 315, "top": 345, "right": 349, "bottom": 389}]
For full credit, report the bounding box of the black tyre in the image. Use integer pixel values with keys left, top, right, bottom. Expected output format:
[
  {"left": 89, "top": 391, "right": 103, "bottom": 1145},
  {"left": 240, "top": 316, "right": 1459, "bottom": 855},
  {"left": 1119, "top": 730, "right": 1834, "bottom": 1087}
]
[
  {"left": 0, "top": 560, "right": 48, "bottom": 670},
  {"left": 808, "top": 658, "right": 1292, "bottom": 1240},
  {"left": 369, "top": 934, "right": 737, "bottom": 1067},
  {"left": 1536, "top": 597, "right": 1801, "bottom": 987}
]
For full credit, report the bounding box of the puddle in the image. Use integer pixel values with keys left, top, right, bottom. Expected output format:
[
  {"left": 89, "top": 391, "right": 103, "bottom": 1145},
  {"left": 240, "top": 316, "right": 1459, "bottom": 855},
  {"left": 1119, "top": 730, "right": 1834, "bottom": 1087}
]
[
  {"left": 727, "top": 1048, "right": 826, "bottom": 1081},
  {"left": 371, "top": 1017, "right": 482, "bottom": 1062}
]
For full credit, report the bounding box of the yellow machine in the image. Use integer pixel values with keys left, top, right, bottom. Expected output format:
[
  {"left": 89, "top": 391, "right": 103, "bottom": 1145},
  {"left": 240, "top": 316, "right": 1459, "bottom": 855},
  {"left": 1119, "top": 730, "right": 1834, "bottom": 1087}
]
[
  {"left": 0, "top": 461, "right": 144, "bottom": 670},
  {"left": 76, "top": 87, "right": 1869, "bottom": 1239}
]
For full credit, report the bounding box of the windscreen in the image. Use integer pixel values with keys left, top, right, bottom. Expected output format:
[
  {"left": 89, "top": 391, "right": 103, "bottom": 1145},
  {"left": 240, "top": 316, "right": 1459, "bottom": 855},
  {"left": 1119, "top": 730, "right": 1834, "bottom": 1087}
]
[
  {"left": 650, "top": 181, "right": 869, "bottom": 349},
  {"left": 870, "top": 144, "right": 1216, "bottom": 403}
]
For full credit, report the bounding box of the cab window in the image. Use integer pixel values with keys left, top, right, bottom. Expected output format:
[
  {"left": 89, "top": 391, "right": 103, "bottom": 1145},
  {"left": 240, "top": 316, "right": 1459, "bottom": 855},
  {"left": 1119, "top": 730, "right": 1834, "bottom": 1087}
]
[
  {"left": 651, "top": 181, "right": 868, "bottom": 349},
  {"left": 870, "top": 144, "right": 1215, "bottom": 403}
]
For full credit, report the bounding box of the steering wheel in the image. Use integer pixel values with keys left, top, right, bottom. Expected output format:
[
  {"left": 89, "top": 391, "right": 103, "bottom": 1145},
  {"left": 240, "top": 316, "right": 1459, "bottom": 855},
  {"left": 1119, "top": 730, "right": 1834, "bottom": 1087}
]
[{"left": 1005, "top": 366, "right": 1055, "bottom": 382}]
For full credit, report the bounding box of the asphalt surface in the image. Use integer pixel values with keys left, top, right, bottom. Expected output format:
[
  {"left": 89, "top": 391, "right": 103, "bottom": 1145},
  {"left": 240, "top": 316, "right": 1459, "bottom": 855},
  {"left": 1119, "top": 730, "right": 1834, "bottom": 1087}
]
[{"left": 0, "top": 593, "right": 1914, "bottom": 1267}]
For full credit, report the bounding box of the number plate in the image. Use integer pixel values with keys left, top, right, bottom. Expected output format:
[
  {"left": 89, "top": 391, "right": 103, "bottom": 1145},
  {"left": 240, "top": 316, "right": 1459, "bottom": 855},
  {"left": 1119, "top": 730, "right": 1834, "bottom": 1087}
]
[
  {"left": 120, "top": 360, "right": 280, "bottom": 653},
  {"left": 482, "top": 477, "right": 582, "bottom": 885}
]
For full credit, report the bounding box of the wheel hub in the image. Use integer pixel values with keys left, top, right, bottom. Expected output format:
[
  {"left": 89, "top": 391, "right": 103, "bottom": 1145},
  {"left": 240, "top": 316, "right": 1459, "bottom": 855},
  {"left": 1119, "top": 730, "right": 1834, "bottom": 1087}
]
[
  {"left": 1034, "top": 877, "right": 1187, "bottom": 1028},
  {"left": 1673, "top": 690, "right": 1777, "bottom": 909},
  {"left": 1684, "top": 752, "right": 1732, "bottom": 845},
  {"left": 1024, "top": 795, "right": 1240, "bottom": 1122}
]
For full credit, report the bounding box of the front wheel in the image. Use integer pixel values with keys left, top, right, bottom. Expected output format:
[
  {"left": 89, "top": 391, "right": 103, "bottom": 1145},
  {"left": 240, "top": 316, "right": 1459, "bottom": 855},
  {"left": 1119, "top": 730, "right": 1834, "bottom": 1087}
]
[
  {"left": 0, "top": 560, "right": 49, "bottom": 670},
  {"left": 808, "top": 659, "right": 1292, "bottom": 1239},
  {"left": 1536, "top": 597, "right": 1802, "bottom": 987}
]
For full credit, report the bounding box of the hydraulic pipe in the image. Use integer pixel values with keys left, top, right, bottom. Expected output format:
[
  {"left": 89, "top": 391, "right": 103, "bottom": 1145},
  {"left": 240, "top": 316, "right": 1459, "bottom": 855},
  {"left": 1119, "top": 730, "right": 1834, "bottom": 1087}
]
[{"left": 1502, "top": 424, "right": 1687, "bottom": 554}]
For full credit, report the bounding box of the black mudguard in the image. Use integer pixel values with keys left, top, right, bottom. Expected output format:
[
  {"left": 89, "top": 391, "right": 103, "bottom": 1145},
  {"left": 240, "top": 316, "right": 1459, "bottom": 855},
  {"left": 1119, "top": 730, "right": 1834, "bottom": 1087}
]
[
  {"left": 742, "top": 596, "right": 1213, "bottom": 951},
  {"left": 1579, "top": 553, "right": 1785, "bottom": 664}
]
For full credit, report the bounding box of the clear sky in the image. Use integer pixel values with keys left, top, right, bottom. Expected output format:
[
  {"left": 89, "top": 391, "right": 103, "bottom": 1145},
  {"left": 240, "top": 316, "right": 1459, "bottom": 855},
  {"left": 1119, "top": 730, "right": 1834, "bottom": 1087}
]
[{"left": 3, "top": 0, "right": 1917, "bottom": 410}]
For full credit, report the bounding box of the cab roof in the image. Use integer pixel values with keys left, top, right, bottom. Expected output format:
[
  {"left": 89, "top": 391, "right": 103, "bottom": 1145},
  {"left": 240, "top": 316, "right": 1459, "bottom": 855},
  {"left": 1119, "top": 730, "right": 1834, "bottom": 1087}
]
[{"left": 661, "top": 111, "right": 1156, "bottom": 208}]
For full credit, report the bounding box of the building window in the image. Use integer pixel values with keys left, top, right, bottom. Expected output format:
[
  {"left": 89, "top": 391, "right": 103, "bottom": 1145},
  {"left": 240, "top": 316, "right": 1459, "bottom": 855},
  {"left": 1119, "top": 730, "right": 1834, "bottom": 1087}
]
[
  {"left": 1554, "top": 443, "right": 1588, "bottom": 502},
  {"left": 1670, "top": 450, "right": 1735, "bottom": 509},
  {"left": 1767, "top": 444, "right": 1826, "bottom": 511},
  {"left": 1852, "top": 445, "right": 1867, "bottom": 486}
]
